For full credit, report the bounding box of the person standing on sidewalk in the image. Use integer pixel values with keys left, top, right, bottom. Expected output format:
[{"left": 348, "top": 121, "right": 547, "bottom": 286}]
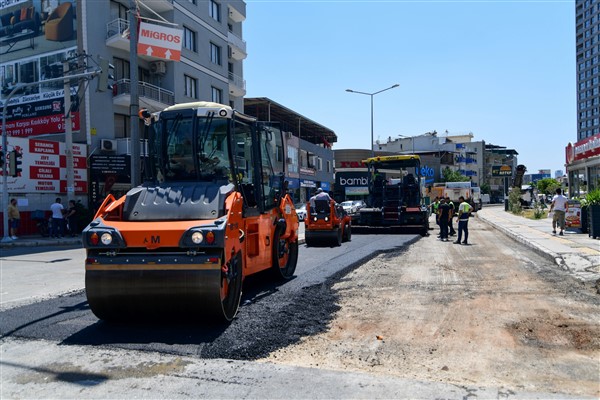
[
  {"left": 65, "top": 200, "right": 78, "bottom": 237},
  {"left": 549, "top": 188, "right": 569, "bottom": 236},
  {"left": 50, "top": 197, "right": 65, "bottom": 238},
  {"left": 454, "top": 196, "right": 473, "bottom": 245},
  {"left": 7, "top": 198, "right": 20, "bottom": 240}
]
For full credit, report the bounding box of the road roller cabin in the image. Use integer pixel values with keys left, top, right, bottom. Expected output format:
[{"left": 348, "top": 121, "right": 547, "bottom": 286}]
[
  {"left": 305, "top": 199, "right": 352, "bottom": 247},
  {"left": 83, "top": 102, "right": 299, "bottom": 322}
]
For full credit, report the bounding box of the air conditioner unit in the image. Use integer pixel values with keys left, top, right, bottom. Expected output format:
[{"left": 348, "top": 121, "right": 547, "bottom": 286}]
[
  {"left": 285, "top": 131, "right": 293, "bottom": 139},
  {"left": 227, "top": 45, "right": 233, "bottom": 58},
  {"left": 149, "top": 61, "right": 167, "bottom": 76},
  {"left": 100, "top": 139, "right": 117, "bottom": 152}
]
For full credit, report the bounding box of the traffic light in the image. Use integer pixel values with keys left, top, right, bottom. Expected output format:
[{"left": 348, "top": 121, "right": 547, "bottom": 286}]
[
  {"left": 8, "top": 150, "right": 22, "bottom": 177},
  {"left": 97, "top": 58, "right": 114, "bottom": 92}
]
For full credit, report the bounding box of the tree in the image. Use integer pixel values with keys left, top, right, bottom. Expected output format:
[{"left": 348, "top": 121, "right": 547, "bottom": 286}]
[
  {"left": 480, "top": 183, "right": 491, "bottom": 194},
  {"left": 535, "top": 178, "right": 560, "bottom": 195},
  {"left": 441, "top": 167, "right": 470, "bottom": 183}
]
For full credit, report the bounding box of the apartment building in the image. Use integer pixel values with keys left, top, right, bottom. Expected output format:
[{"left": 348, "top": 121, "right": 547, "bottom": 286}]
[
  {"left": 1, "top": 0, "right": 247, "bottom": 215},
  {"left": 374, "top": 132, "right": 486, "bottom": 188},
  {"left": 568, "top": 0, "right": 600, "bottom": 195}
]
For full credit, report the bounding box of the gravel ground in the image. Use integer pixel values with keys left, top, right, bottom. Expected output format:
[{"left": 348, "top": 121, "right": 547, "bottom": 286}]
[{"left": 259, "top": 219, "right": 600, "bottom": 398}]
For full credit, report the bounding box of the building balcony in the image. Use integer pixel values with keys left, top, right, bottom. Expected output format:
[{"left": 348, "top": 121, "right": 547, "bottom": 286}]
[
  {"left": 143, "top": 0, "right": 174, "bottom": 13},
  {"left": 228, "top": 72, "right": 246, "bottom": 97},
  {"left": 106, "top": 18, "right": 130, "bottom": 51},
  {"left": 112, "top": 79, "right": 175, "bottom": 111},
  {"left": 228, "top": 3, "right": 246, "bottom": 23},
  {"left": 106, "top": 18, "right": 173, "bottom": 61},
  {"left": 227, "top": 31, "right": 247, "bottom": 60}
]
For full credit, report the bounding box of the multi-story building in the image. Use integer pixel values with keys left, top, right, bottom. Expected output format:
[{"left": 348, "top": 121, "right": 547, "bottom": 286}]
[
  {"left": 568, "top": 0, "right": 600, "bottom": 195},
  {"left": 374, "top": 132, "right": 486, "bottom": 188},
  {"left": 0, "top": 0, "right": 247, "bottom": 234}
]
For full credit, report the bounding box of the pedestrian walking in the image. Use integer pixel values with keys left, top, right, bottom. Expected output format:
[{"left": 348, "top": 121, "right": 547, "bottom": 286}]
[
  {"left": 65, "top": 200, "right": 79, "bottom": 237},
  {"left": 548, "top": 188, "right": 569, "bottom": 236},
  {"left": 454, "top": 196, "right": 473, "bottom": 245},
  {"left": 50, "top": 197, "right": 65, "bottom": 238},
  {"left": 437, "top": 198, "right": 452, "bottom": 241},
  {"left": 7, "top": 198, "right": 20, "bottom": 240}
]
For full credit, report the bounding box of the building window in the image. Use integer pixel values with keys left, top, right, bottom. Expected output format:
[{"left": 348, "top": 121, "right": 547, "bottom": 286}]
[
  {"left": 114, "top": 113, "right": 128, "bottom": 139},
  {"left": 327, "top": 160, "right": 331, "bottom": 173},
  {"left": 209, "top": 0, "right": 221, "bottom": 22},
  {"left": 211, "top": 86, "right": 222, "bottom": 103},
  {"left": 183, "top": 26, "right": 197, "bottom": 52},
  {"left": 184, "top": 75, "right": 197, "bottom": 99},
  {"left": 210, "top": 42, "right": 222, "bottom": 65}
]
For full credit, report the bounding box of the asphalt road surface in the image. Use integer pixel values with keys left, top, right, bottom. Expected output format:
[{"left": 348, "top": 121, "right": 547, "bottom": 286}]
[
  {"left": 1, "top": 225, "right": 597, "bottom": 399},
  {"left": 1, "top": 234, "right": 417, "bottom": 358}
]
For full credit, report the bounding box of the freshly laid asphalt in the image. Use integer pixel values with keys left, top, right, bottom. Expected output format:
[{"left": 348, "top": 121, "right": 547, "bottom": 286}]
[{"left": 2, "top": 204, "right": 599, "bottom": 283}]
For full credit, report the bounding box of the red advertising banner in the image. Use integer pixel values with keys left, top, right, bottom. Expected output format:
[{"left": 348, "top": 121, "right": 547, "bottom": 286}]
[
  {"left": 0, "top": 137, "right": 87, "bottom": 194},
  {"left": 5, "top": 112, "right": 80, "bottom": 137},
  {"left": 566, "top": 133, "right": 600, "bottom": 164}
]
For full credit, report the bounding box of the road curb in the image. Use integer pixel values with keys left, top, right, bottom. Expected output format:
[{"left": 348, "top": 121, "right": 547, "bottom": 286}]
[
  {"left": 0, "top": 238, "right": 82, "bottom": 248},
  {"left": 477, "top": 216, "right": 562, "bottom": 267}
]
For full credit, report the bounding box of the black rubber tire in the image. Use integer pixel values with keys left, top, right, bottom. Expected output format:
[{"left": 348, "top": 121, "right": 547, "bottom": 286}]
[
  {"left": 221, "top": 251, "right": 243, "bottom": 321},
  {"left": 272, "top": 228, "right": 298, "bottom": 280},
  {"left": 343, "top": 224, "right": 352, "bottom": 242},
  {"left": 305, "top": 233, "right": 313, "bottom": 247},
  {"left": 335, "top": 227, "right": 342, "bottom": 246}
]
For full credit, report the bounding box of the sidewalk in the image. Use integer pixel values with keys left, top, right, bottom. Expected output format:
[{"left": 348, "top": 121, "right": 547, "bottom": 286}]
[
  {"left": 2, "top": 206, "right": 598, "bottom": 283},
  {"left": 475, "top": 204, "right": 600, "bottom": 284},
  {"left": 0, "top": 234, "right": 82, "bottom": 248}
]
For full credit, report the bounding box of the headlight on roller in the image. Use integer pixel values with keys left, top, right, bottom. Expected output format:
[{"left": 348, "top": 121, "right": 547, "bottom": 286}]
[
  {"left": 100, "top": 232, "right": 113, "bottom": 245},
  {"left": 324, "top": 216, "right": 329, "bottom": 222},
  {"left": 191, "top": 231, "right": 204, "bottom": 244}
]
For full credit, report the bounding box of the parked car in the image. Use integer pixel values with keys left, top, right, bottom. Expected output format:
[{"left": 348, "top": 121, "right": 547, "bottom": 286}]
[
  {"left": 340, "top": 201, "right": 358, "bottom": 214},
  {"left": 295, "top": 204, "right": 307, "bottom": 221},
  {"left": 353, "top": 200, "right": 367, "bottom": 210}
]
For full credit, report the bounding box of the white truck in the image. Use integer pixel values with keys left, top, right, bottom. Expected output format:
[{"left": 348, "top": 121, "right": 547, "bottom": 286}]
[{"left": 439, "top": 182, "right": 482, "bottom": 211}]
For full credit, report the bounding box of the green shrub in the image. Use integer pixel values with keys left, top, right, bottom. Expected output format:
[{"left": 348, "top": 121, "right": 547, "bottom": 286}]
[
  {"left": 585, "top": 188, "right": 600, "bottom": 206},
  {"left": 508, "top": 187, "right": 523, "bottom": 215}
]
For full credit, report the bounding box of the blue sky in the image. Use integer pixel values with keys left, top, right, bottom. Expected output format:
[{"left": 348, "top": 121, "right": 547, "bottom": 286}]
[{"left": 243, "top": 0, "right": 575, "bottom": 175}]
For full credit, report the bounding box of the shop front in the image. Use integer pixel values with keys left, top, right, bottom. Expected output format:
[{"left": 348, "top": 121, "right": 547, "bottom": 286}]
[{"left": 565, "top": 134, "right": 600, "bottom": 197}]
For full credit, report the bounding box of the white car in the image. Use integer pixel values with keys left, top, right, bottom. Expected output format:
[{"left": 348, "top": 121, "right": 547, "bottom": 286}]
[
  {"left": 295, "top": 204, "right": 307, "bottom": 221},
  {"left": 340, "top": 201, "right": 358, "bottom": 214},
  {"left": 353, "top": 200, "right": 367, "bottom": 210}
]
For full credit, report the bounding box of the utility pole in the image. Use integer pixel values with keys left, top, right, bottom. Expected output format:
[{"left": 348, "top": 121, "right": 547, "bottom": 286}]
[
  {"left": 63, "top": 59, "right": 75, "bottom": 202},
  {"left": 129, "top": 0, "right": 140, "bottom": 187}
]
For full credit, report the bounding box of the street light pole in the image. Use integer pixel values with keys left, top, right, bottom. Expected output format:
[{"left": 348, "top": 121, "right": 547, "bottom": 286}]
[{"left": 346, "top": 84, "right": 399, "bottom": 157}]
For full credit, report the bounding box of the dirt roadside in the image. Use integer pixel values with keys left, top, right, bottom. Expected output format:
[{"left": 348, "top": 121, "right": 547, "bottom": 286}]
[{"left": 262, "top": 219, "right": 600, "bottom": 398}]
